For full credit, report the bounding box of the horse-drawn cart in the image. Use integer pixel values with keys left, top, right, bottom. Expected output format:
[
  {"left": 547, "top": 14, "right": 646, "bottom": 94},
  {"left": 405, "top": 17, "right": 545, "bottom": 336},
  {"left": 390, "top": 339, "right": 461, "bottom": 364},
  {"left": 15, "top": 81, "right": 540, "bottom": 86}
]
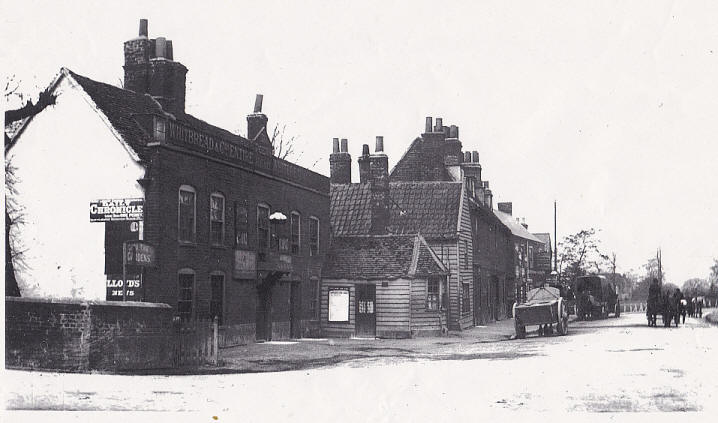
[{"left": 513, "top": 286, "right": 569, "bottom": 339}]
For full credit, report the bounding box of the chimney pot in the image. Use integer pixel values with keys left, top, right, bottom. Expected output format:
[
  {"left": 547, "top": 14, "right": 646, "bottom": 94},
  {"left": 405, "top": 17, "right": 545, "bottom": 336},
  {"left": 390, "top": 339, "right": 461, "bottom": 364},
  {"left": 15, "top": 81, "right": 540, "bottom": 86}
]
[
  {"left": 425, "top": 117, "right": 433, "bottom": 133},
  {"left": 155, "top": 37, "right": 167, "bottom": 58},
  {"left": 464, "top": 151, "right": 471, "bottom": 162},
  {"left": 139, "top": 19, "right": 148, "bottom": 37},
  {"left": 166, "top": 40, "right": 174, "bottom": 60},
  {"left": 254, "top": 94, "right": 263, "bottom": 113},
  {"left": 375, "top": 136, "right": 384, "bottom": 153},
  {"left": 472, "top": 151, "right": 479, "bottom": 163},
  {"left": 434, "top": 117, "right": 443, "bottom": 132},
  {"left": 340, "top": 138, "right": 348, "bottom": 152},
  {"left": 332, "top": 138, "right": 340, "bottom": 153},
  {"left": 362, "top": 144, "right": 370, "bottom": 156},
  {"left": 449, "top": 125, "right": 458, "bottom": 138}
]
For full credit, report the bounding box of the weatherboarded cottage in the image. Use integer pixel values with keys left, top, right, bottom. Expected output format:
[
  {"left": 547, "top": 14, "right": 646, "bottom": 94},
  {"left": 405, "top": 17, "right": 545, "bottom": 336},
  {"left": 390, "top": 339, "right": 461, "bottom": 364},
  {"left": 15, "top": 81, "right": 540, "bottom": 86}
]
[{"left": 321, "top": 234, "right": 448, "bottom": 338}]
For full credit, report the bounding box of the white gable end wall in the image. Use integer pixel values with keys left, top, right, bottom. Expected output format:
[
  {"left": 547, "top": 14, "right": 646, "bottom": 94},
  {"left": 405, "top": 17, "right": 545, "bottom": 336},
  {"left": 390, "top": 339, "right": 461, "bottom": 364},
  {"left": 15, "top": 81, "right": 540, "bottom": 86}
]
[{"left": 6, "top": 74, "right": 145, "bottom": 300}]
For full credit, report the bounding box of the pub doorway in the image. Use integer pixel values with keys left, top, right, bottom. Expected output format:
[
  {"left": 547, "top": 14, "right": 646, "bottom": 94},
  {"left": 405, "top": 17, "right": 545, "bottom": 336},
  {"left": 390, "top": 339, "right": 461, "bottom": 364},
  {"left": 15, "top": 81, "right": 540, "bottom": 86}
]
[{"left": 256, "top": 284, "right": 272, "bottom": 341}]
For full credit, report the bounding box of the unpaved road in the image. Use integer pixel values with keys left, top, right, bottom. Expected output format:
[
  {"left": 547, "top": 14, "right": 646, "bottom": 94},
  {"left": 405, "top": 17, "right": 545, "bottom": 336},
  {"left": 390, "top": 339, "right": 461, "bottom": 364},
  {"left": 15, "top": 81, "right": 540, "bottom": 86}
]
[{"left": 3, "top": 313, "right": 717, "bottom": 417}]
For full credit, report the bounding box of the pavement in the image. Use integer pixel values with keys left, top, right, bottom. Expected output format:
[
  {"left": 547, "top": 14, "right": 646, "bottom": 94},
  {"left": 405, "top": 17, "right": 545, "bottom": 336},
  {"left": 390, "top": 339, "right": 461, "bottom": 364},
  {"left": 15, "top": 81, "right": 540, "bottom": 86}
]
[{"left": 190, "top": 317, "right": 519, "bottom": 374}]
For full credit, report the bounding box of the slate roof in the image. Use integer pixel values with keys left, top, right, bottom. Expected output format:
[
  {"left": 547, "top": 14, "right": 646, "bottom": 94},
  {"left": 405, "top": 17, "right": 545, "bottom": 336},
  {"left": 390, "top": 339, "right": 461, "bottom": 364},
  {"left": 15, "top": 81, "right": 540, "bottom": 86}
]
[
  {"left": 494, "top": 209, "right": 543, "bottom": 243},
  {"left": 323, "top": 234, "right": 448, "bottom": 280},
  {"left": 533, "top": 233, "right": 551, "bottom": 247},
  {"left": 66, "top": 68, "right": 253, "bottom": 162},
  {"left": 66, "top": 69, "right": 163, "bottom": 160},
  {"left": 330, "top": 181, "right": 462, "bottom": 238}
]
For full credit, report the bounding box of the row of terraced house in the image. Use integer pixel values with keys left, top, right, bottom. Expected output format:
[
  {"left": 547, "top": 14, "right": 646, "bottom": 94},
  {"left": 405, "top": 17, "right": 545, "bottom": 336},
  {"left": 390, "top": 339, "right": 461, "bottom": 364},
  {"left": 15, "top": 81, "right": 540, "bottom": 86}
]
[{"left": 6, "top": 20, "right": 553, "bottom": 343}]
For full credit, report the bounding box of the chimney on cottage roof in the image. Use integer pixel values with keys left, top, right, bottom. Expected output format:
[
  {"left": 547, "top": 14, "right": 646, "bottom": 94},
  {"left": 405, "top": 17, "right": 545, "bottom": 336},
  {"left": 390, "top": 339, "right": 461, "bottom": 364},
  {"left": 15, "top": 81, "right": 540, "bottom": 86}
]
[
  {"left": 369, "top": 136, "right": 390, "bottom": 234},
  {"left": 521, "top": 218, "right": 528, "bottom": 230},
  {"left": 330, "top": 137, "right": 351, "bottom": 184},
  {"left": 123, "top": 19, "right": 188, "bottom": 114},
  {"left": 461, "top": 149, "right": 482, "bottom": 187}
]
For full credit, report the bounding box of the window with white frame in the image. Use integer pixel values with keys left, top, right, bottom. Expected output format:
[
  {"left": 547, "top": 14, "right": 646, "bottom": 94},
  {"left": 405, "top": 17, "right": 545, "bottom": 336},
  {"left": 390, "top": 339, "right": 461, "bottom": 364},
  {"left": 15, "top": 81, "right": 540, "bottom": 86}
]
[
  {"left": 427, "top": 277, "right": 441, "bottom": 310},
  {"left": 210, "top": 193, "right": 225, "bottom": 245},
  {"left": 178, "top": 269, "right": 195, "bottom": 322},
  {"left": 309, "top": 217, "right": 319, "bottom": 256},
  {"left": 178, "top": 185, "right": 196, "bottom": 243},
  {"left": 291, "top": 212, "right": 301, "bottom": 255},
  {"left": 234, "top": 203, "right": 248, "bottom": 247},
  {"left": 257, "top": 204, "right": 270, "bottom": 252}
]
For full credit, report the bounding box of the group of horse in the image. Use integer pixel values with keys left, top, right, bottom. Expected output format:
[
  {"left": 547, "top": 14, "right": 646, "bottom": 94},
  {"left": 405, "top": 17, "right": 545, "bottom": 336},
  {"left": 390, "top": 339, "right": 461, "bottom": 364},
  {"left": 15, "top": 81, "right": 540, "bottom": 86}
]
[{"left": 646, "top": 285, "right": 704, "bottom": 327}]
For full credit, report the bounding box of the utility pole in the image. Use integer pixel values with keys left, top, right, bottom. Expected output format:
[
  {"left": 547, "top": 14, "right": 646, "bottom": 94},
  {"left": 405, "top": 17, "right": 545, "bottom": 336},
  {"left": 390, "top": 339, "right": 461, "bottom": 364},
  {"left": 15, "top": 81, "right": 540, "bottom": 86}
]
[
  {"left": 657, "top": 248, "right": 662, "bottom": 285},
  {"left": 553, "top": 200, "right": 557, "bottom": 273}
]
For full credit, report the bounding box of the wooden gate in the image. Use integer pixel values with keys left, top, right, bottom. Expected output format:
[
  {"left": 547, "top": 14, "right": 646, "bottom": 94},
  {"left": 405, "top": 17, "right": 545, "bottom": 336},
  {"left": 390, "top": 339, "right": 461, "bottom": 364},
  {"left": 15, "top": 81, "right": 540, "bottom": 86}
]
[{"left": 174, "top": 318, "right": 218, "bottom": 367}]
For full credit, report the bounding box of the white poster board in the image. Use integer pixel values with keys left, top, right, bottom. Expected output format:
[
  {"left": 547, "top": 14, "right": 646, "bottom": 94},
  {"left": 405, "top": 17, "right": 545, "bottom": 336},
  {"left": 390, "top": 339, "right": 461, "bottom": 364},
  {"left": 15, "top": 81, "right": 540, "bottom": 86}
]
[{"left": 328, "top": 288, "right": 350, "bottom": 322}]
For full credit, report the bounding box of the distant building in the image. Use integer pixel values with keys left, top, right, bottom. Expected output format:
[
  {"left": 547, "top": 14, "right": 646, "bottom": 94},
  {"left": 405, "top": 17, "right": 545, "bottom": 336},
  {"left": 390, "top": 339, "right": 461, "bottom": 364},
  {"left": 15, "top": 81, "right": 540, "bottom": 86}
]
[
  {"left": 532, "top": 232, "right": 553, "bottom": 285},
  {"left": 5, "top": 20, "right": 329, "bottom": 343},
  {"left": 494, "top": 203, "right": 543, "bottom": 303}
]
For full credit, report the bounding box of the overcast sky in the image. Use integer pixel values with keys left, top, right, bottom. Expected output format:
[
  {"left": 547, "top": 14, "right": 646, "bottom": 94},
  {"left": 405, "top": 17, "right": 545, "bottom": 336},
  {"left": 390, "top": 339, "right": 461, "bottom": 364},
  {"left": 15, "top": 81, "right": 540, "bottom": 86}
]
[{"left": 3, "top": 0, "right": 717, "bottom": 283}]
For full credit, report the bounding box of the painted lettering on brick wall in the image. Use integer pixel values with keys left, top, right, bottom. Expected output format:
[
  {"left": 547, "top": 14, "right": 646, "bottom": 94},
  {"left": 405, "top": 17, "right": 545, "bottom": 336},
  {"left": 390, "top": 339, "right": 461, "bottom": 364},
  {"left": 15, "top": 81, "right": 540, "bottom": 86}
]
[
  {"left": 167, "top": 121, "right": 257, "bottom": 164},
  {"left": 106, "top": 275, "right": 141, "bottom": 301}
]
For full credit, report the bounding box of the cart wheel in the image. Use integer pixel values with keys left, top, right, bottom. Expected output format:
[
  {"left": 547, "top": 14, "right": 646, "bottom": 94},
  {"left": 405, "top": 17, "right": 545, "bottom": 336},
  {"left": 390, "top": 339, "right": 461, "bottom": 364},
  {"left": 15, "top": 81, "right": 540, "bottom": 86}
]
[{"left": 557, "top": 316, "right": 568, "bottom": 335}]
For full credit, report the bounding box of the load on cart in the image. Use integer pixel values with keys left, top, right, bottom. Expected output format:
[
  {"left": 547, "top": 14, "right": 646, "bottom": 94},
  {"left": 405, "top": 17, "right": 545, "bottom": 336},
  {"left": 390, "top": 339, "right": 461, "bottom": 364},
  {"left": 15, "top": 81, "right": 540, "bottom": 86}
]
[{"left": 513, "top": 285, "right": 569, "bottom": 339}]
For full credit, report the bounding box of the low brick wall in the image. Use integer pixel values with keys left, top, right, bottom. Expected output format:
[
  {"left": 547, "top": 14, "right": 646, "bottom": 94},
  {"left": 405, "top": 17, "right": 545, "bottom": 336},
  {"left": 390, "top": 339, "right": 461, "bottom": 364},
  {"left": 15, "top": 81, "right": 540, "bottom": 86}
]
[{"left": 5, "top": 297, "right": 174, "bottom": 372}]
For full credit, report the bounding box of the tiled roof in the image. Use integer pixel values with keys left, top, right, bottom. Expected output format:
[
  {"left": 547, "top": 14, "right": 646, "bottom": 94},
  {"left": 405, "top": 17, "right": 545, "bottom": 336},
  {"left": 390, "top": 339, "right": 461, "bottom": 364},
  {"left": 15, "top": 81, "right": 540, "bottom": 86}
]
[
  {"left": 388, "top": 182, "right": 462, "bottom": 237},
  {"left": 330, "top": 184, "right": 372, "bottom": 235},
  {"left": 390, "top": 137, "right": 452, "bottom": 182},
  {"left": 494, "top": 209, "right": 543, "bottom": 243},
  {"left": 329, "top": 181, "right": 462, "bottom": 238},
  {"left": 323, "top": 234, "right": 447, "bottom": 280}
]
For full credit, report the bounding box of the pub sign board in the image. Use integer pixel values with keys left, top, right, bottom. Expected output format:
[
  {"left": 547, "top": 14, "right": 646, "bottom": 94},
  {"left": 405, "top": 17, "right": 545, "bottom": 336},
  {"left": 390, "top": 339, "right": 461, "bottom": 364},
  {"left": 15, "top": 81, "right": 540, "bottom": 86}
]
[
  {"left": 106, "top": 275, "right": 141, "bottom": 301},
  {"left": 125, "top": 241, "right": 156, "bottom": 267},
  {"left": 90, "top": 198, "right": 144, "bottom": 222},
  {"left": 234, "top": 250, "right": 257, "bottom": 280}
]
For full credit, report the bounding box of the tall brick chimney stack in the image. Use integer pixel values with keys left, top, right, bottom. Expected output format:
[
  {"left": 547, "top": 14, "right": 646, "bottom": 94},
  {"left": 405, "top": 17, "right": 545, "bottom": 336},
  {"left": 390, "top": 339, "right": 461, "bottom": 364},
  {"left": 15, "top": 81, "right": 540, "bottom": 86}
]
[
  {"left": 369, "top": 136, "right": 390, "bottom": 234},
  {"left": 358, "top": 144, "right": 371, "bottom": 183},
  {"left": 329, "top": 138, "right": 352, "bottom": 184},
  {"left": 246, "top": 94, "right": 272, "bottom": 155},
  {"left": 123, "top": 19, "right": 187, "bottom": 114}
]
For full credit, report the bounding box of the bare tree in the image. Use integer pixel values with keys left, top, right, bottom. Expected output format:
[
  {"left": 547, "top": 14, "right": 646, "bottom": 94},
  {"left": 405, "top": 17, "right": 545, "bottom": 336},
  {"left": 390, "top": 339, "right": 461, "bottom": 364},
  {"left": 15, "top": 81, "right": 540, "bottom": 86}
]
[
  {"left": 270, "top": 123, "right": 299, "bottom": 161},
  {"left": 5, "top": 75, "right": 56, "bottom": 296}
]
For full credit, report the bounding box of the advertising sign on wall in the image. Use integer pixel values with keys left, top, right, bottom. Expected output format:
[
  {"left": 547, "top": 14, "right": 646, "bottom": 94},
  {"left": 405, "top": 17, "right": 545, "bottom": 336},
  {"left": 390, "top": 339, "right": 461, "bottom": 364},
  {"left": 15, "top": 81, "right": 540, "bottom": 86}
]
[
  {"left": 90, "top": 198, "right": 144, "bottom": 222},
  {"left": 234, "top": 250, "right": 257, "bottom": 279},
  {"left": 106, "top": 275, "right": 141, "bottom": 301},
  {"left": 328, "top": 287, "right": 350, "bottom": 322},
  {"left": 125, "top": 241, "right": 156, "bottom": 267}
]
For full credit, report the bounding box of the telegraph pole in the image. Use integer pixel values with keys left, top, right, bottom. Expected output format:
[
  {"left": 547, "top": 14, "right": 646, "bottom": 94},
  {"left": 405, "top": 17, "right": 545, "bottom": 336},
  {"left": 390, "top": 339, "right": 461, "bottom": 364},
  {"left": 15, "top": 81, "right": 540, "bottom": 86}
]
[
  {"left": 657, "top": 248, "right": 662, "bottom": 285},
  {"left": 553, "top": 200, "right": 558, "bottom": 273}
]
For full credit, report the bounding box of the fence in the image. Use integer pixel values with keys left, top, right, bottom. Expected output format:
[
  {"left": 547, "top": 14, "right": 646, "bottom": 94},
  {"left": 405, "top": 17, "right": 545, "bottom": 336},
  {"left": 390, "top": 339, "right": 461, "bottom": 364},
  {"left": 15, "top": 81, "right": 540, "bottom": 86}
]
[
  {"left": 619, "top": 300, "right": 717, "bottom": 314},
  {"left": 174, "top": 317, "right": 219, "bottom": 367}
]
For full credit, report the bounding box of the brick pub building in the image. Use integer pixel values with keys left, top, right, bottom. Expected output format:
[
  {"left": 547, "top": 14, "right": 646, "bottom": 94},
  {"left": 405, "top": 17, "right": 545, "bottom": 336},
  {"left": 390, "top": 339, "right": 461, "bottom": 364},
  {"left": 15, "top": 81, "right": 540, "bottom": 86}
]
[{"left": 6, "top": 20, "right": 329, "bottom": 343}]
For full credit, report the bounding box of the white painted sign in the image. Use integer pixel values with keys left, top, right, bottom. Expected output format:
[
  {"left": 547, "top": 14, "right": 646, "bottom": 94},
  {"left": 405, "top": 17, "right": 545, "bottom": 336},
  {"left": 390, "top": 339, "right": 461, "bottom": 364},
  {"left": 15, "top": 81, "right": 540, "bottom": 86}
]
[{"left": 328, "top": 288, "right": 350, "bottom": 322}]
